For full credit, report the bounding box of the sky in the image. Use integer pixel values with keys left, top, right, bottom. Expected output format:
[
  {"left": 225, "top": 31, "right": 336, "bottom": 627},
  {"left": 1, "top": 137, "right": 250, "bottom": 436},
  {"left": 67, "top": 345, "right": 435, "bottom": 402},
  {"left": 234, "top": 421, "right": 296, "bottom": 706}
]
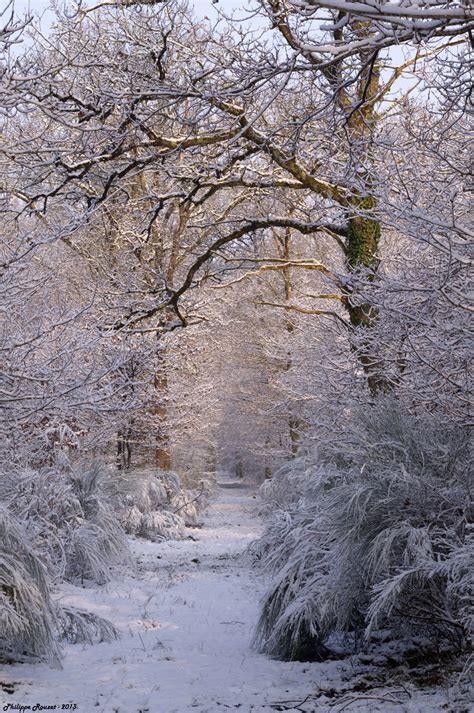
[
  {"left": 11, "top": 0, "right": 245, "bottom": 24},
  {"left": 9, "top": 0, "right": 412, "bottom": 94}
]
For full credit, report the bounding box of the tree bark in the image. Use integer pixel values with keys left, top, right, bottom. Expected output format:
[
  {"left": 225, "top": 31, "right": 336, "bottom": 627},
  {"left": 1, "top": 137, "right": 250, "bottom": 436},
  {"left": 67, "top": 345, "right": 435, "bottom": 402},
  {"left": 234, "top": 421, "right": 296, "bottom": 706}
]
[{"left": 153, "top": 368, "right": 171, "bottom": 470}]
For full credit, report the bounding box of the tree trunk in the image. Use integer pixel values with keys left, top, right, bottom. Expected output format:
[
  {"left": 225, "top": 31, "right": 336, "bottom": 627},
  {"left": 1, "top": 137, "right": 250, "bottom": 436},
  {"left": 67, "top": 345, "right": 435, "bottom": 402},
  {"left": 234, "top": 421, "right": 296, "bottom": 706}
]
[
  {"left": 117, "top": 427, "right": 132, "bottom": 470},
  {"left": 336, "top": 44, "right": 390, "bottom": 395},
  {"left": 273, "top": 225, "right": 307, "bottom": 453},
  {"left": 344, "top": 199, "right": 389, "bottom": 395},
  {"left": 154, "top": 368, "right": 171, "bottom": 470}
]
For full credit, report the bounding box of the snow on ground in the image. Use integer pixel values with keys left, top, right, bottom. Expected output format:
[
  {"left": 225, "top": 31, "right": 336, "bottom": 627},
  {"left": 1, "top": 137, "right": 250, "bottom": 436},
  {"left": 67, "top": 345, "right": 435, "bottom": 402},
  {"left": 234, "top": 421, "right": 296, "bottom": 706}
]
[{"left": 1, "top": 484, "right": 468, "bottom": 713}]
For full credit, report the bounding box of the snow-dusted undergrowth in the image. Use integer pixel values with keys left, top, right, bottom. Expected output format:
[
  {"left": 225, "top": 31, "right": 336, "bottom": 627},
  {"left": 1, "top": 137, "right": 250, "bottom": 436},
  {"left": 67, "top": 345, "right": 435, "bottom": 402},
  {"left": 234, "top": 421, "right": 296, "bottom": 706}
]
[
  {"left": 0, "top": 464, "right": 130, "bottom": 585},
  {"left": 253, "top": 398, "right": 472, "bottom": 666},
  {"left": 113, "top": 468, "right": 213, "bottom": 540},
  {"left": 0, "top": 506, "right": 60, "bottom": 664},
  {"left": 0, "top": 462, "right": 212, "bottom": 664},
  {"left": 4, "top": 483, "right": 469, "bottom": 713}
]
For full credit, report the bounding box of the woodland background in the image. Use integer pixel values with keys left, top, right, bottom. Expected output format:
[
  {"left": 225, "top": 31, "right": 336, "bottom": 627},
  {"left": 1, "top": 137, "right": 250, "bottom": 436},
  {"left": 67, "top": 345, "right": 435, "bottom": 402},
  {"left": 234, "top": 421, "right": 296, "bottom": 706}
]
[{"left": 0, "top": 0, "right": 472, "bottom": 687}]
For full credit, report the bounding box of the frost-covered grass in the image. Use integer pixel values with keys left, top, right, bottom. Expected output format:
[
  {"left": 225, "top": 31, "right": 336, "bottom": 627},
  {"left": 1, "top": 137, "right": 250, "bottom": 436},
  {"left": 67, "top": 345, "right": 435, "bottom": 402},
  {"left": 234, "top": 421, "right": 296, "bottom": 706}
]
[
  {"left": 57, "top": 605, "right": 118, "bottom": 646},
  {"left": 253, "top": 398, "right": 473, "bottom": 667}
]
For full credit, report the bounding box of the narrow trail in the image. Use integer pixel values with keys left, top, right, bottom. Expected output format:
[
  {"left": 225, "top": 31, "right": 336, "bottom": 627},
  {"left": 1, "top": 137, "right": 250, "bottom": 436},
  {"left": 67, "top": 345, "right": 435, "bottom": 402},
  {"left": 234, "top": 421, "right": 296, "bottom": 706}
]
[
  {"left": 2, "top": 484, "right": 455, "bottom": 713},
  {"left": 2, "top": 484, "right": 343, "bottom": 713}
]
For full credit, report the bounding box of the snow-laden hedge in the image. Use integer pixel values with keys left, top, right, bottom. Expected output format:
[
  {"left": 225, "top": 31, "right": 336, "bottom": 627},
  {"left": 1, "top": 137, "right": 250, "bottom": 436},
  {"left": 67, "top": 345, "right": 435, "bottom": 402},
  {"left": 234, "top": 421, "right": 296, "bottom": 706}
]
[{"left": 252, "top": 398, "right": 472, "bottom": 663}]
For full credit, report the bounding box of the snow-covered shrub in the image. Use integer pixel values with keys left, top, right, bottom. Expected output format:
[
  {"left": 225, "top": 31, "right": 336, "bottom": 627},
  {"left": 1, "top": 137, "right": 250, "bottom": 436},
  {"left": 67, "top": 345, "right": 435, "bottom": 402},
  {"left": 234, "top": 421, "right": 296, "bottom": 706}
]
[
  {"left": 139, "top": 511, "right": 185, "bottom": 541},
  {"left": 57, "top": 605, "right": 118, "bottom": 645},
  {"left": 65, "top": 465, "right": 130, "bottom": 584},
  {"left": 252, "top": 469, "right": 336, "bottom": 661},
  {"left": 119, "top": 504, "right": 143, "bottom": 536},
  {"left": 0, "top": 472, "right": 122, "bottom": 664},
  {"left": 113, "top": 469, "right": 211, "bottom": 540},
  {"left": 258, "top": 457, "right": 315, "bottom": 516},
  {"left": 0, "top": 507, "right": 60, "bottom": 664},
  {"left": 0, "top": 464, "right": 129, "bottom": 585},
  {"left": 170, "top": 492, "right": 200, "bottom": 526},
  {"left": 171, "top": 477, "right": 213, "bottom": 526},
  {"left": 0, "top": 505, "right": 119, "bottom": 664},
  {"left": 112, "top": 469, "right": 168, "bottom": 515},
  {"left": 0, "top": 466, "right": 78, "bottom": 578},
  {"left": 113, "top": 469, "right": 182, "bottom": 540},
  {"left": 253, "top": 398, "right": 472, "bottom": 662}
]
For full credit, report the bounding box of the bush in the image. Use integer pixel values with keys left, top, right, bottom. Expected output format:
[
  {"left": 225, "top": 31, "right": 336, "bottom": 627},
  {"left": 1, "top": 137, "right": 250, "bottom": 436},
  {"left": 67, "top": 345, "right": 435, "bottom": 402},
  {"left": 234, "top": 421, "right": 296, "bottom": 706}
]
[
  {"left": 114, "top": 469, "right": 211, "bottom": 540},
  {"left": 65, "top": 465, "right": 130, "bottom": 584},
  {"left": 253, "top": 398, "right": 472, "bottom": 662},
  {"left": 139, "top": 510, "right": 185, "bottom": 541},
  {"left": 0, "top": 468, "right": 122, "bottom": 664},
  {"left": 0, "top": 507, "right": 60, "bottom": 664},
  {"left": 0, "top": 463, "right": 130, "bottom": 585}
]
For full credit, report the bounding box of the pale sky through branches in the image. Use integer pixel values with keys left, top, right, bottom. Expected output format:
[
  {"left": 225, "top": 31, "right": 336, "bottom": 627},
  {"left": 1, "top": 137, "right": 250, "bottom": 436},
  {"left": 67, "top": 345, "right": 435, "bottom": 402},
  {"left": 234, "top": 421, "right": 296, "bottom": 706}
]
[
  {"left": 10, "top": 0, "right": 411, "bottom": 82},
  {"left": 12, "top": 0, "right": 244, "bottom": 25}
]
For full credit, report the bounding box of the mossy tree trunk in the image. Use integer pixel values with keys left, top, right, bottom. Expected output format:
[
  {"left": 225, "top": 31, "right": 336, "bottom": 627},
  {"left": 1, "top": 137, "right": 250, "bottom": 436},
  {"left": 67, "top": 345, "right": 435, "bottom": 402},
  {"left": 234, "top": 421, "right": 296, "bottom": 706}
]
[
  {"left": 334, "top": 42, "right": 390, "bottom": 394},
  {"left": 344, "top": 189, "right": 395, "bottom": 393},
  {"left": 345, "top": 196, "right": 389, "bottom": 394}
]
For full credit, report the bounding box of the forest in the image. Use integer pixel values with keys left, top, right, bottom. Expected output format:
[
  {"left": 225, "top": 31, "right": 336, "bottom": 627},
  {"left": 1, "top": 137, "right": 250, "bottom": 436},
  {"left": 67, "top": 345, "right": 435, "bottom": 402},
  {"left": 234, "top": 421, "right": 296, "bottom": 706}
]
[{"left": 0, "top": 0, "right": 472, "bottom": 711}]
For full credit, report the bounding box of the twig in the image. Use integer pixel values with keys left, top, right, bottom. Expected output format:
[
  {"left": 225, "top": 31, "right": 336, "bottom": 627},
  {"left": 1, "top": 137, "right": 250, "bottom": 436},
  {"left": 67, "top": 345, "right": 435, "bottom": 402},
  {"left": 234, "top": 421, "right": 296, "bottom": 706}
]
[
  {"left": 333, "top": 689, "right": 411, "bottom": 711},
  {"left": 269, "top": 694, "right": 314, "bottom": 709},
  {"left": 172, "top": 483, "right": 205, "bottom": 515}
]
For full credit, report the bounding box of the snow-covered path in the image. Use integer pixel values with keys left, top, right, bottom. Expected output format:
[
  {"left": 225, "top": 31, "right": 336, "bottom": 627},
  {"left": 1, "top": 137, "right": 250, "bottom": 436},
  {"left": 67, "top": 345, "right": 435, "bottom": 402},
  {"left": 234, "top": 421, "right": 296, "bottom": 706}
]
[
  {"left": 2, "top": 484, "right": 464, "bottom": 713},
  {"left": 2, "top": 484, "right": 344, "bottom": 713}
]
